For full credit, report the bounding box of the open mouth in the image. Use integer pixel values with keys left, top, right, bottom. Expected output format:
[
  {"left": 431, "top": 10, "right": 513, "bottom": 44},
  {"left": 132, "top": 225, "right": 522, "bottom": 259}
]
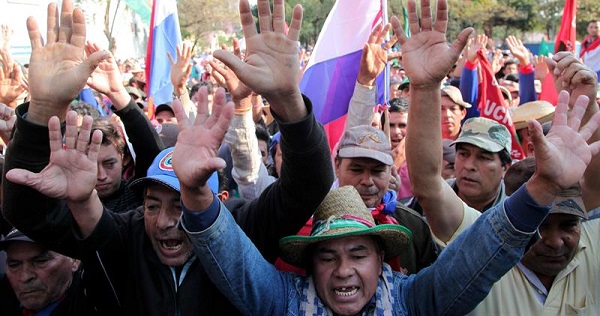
[
  {"left": 334, "top": 287, "right": 359, "bottom": 297},
  {"left": 159, "top": 239, "right": 183, "bottom": 251}
]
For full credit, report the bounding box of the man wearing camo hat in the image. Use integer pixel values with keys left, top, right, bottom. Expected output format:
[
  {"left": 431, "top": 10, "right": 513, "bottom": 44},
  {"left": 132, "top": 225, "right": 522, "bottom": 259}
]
[
  {"left": 409, "top": 117, "right": 512, "bottom": 218},
  {"left": 406, "top": 115, "right": 514, "bottom": 251},
  {"left": 443, "top": 117, "right": 513, "bottom": 212}
]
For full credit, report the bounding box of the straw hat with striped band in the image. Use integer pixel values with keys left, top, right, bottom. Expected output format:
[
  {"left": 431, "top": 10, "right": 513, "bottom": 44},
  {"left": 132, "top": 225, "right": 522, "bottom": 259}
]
[{"left": 279, "top": 186, "right": 412, "bottom": 268}]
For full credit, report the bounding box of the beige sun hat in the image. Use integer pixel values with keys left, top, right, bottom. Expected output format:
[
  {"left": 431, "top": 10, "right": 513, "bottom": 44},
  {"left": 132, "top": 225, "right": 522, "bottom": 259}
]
[
  {"left": 337, "top": 125, "right": 393, "bottom": 165},
  {"left": 510, "top": 100, "right": 555, "bottom": 130},
  {"left": 441, "top": 85, "right": 472, "bottom": 108},
  {"left": 278, "top": 186, "right": 412, "bottom": 268}
]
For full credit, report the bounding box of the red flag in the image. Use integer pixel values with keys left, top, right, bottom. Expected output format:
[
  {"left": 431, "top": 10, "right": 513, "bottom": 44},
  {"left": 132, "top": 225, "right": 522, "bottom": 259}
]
[
  {"left": 476, "top": 50, "right": 525, "bottom": 160},
  {"left": 538, "top": 74, "right": 558, "bottom": 105},
  {"left": 554, "top": 0, "right": 577, "bottom": 53}
]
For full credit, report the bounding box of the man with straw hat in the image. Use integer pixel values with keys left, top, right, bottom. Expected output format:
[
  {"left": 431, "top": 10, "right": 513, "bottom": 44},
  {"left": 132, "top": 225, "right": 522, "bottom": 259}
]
[
  {"left": 510, "top": 100, "right": 555, "bottom": 157},
  {"left": 179, "top": 0, "right": 600, "bottom": 314}
]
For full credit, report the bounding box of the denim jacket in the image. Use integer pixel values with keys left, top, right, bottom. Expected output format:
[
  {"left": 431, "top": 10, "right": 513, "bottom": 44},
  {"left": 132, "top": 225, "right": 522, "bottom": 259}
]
[{"left": 182, "top": 186, "right": 545, "bottom": 315}]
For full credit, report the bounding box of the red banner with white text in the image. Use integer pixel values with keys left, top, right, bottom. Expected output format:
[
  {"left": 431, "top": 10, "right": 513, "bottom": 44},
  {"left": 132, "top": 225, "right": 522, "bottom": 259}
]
[{"left": 477, "top": 50, "right": 525, "bottom": 160}]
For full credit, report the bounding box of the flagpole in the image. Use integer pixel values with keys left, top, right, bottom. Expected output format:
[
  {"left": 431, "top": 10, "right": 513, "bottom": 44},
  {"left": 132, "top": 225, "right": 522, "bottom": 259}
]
[
  {"left": 381, "top": 0, "right": 392, "bottom": 142},
  {"left": 382, "top": 0, "right": 390, "bottom": 105}
]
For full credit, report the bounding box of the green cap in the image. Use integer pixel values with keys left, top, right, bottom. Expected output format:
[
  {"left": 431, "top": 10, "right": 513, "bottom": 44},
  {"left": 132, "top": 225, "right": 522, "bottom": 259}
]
[{"left": 452, "top": 117, "right": 511, "bottom": 153}]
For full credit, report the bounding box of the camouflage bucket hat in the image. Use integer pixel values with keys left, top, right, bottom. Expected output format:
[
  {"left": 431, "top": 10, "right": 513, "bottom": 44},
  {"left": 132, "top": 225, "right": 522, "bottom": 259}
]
[{"left": 452, "top": 117, "right": 511, "bottom": 153}]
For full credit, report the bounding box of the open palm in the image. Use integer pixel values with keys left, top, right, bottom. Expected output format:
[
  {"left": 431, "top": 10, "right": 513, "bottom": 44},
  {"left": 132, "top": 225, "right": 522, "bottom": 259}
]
[
  {"left": 171, "top": 88, "right": 233, "bottom": 190},
  {"left": 6, "top": 112, "right": 102, "bottom": 202},
  {"left": 85, "top": 42, "right": 123, "bottom": 96},
  {"left": 213, "top": 0, "right": 302, "bottom": 100},
  {"left": 26, "top": 1, "right": 109, "bottom": 114},
  {"left": 532, "top": 92, "right": 600, "bottom": 190},
  {"left": 392, "top": 0, "right": 472, "bottom": 87}
]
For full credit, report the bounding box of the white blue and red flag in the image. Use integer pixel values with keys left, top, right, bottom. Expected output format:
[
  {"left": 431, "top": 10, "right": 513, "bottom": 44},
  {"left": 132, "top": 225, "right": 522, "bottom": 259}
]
[
  {"left": 300, "top": 0, "right": 386, "bottom": 150},
  {"left": 580, "top": 36, "right": 600, "bottom": 78},
  {"left": 145, "top": 0, "right": 181, "bottom": 117}
]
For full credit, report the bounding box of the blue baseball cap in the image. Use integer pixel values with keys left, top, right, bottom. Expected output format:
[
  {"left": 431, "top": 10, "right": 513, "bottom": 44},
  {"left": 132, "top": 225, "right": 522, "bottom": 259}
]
[{"left": 129, "top": 147, "right": 219, "bottom": 194}]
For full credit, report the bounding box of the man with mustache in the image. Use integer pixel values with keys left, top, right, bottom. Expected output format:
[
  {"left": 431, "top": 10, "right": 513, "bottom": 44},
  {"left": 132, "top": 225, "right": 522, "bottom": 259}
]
[
  {"left": 1, "top": 0, "right": 333, "bottom": 314},
  {"left": 334, "top": 125, "right": 438, "bottom": 274},
  {"left": 441, "top": 85, "right": 471, "bottom": 140}
]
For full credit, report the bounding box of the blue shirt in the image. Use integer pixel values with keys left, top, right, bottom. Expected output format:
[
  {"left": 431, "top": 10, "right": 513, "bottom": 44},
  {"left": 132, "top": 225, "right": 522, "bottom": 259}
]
[{"left": 181, "top": 185, "right": 549, "bottom": 315}]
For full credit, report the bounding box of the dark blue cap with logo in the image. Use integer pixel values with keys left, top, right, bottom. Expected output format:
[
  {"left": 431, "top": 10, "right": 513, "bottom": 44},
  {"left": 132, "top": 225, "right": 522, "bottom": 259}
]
[{"left": 129, "top": 147, "right": 219, "bottom": 194}]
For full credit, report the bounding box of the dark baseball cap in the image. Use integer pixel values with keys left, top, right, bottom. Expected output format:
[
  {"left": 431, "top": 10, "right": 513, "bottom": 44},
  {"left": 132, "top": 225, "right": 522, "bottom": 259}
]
[
  {"left": 0, "top": 228, "right": 35, "bottom": 250},
  {"left": 551, "top": 187, "right": 588, "bottom": 219}
]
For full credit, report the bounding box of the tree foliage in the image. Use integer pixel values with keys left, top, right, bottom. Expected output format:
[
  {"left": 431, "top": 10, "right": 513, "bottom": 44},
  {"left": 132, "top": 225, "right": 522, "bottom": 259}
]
[
  {"left": 282, "top": 0, "right": 335, "bottom": 46},
  {"left": 577, "top": 0, "right": 600, "bottom": 38},
  {"left": 176, "top": 0, "right": 600, "bottom": 52},
  {"left": 177, "top": 0, "right": 240, "bottom": 50}
]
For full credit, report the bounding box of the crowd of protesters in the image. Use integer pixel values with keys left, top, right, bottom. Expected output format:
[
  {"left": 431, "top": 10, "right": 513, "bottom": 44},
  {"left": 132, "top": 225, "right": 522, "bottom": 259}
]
[{"left": 0, "top": 0, "right": 599, "bottom": 315}]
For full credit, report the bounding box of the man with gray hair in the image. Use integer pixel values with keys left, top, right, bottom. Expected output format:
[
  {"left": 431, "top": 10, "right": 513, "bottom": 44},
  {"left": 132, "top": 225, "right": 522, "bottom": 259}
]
[
  {"left": 0, "top": 228, "right": 95, "bottom": 315},
  {"left": 333, "top": 125, "right": 438, "bottom": 274}
]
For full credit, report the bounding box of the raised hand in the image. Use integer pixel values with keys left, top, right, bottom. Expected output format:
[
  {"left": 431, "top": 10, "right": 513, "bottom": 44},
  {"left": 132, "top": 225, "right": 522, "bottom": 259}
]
[
  {"left": 506, "top": 35, "right": 530, "bottom": 66},
  {"left": 212, "top": 0, "right": 305, "bottom": 121},
  {"left": 546, "top": 52, "right": 598, "bottom": 106},
  {"left": 168, "top": 43, "right": 193, "bottom": 97},
  {"left": 6, "top": 111, "right": 103, "bottom": 202},
  {"left": 392, "top": 0, "right": 472, "bottom": 88},
  {"left": 85, "top": 41, "right": 130, "bottom": 109},
  {"left": 0, "top": 25, "right": 14, "bottom": 76},
  {"left": 0, "top": 102, "right": 15, "bottom": 144},
  {"left": 533, "top": 55, "right": 549, "bottom": 81},
  {"left": 171, "top": 87, "right": 233, "bottom": 210},
  {"left": 528, "top": 91, "right": 600, "bottom": 202},
  {"left": 465, "top": 34, "right": 488, "bottom": 63},
  {"left": 26, "top": 0, "right": 109, "bottom": 124},
  {"left": 388, "top": 165, "right": 401, "bottom": 192},
  {"left": 0, "top": 25, "right": 12, "bottom": 50},
  {"left": 357, "top": 23, "right": 396, "bottom": 86},
  {"left": 209, "top": 39, "right": 252, "bottom": 106},
  {"left": 491, "top": 49, "right": 504, "bottom": 74},
  {"left": 0, "top": 62, "right": 27, "bottom": 107},
  {"left": 212, "top": 40, "right": 244, "bottom": 89}
]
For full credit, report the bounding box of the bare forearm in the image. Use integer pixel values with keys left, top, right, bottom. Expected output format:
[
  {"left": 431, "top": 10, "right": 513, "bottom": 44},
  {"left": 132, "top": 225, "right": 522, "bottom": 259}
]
[
  {"left": 407, "top": 85, "right": 466, "bottom": 241},
  {"left": 406, "top": 86, "right": 444, "bottom": 196}
]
